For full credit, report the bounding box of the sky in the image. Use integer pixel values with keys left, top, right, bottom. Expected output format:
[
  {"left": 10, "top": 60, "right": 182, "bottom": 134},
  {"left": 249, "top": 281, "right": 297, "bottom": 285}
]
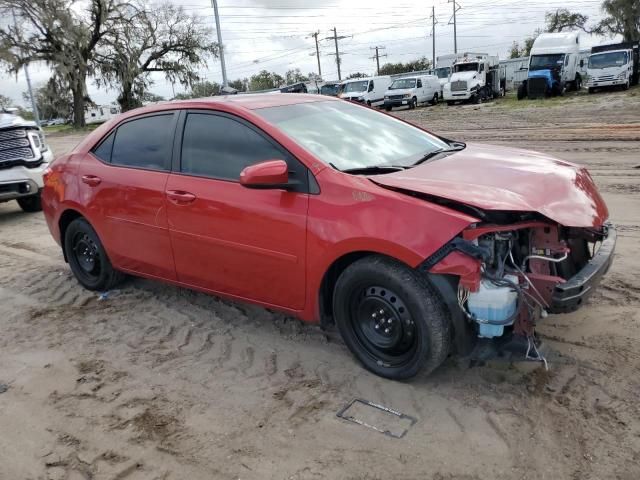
[{"left": 0, "top": 0, "right": 615, "bottom": 108}]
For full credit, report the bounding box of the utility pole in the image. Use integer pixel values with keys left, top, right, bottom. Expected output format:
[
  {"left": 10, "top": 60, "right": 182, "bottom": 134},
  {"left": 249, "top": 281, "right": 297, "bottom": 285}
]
[
  {"left": 325, "top": 27, "right": 348, "bottom": 80},
  {"left": 369, "top": 46, "right": 386, "bottom": 75},
  {"left": 12, "top": 10, "right": 40, "bottom": 126},
  {"left": 448, "top": 0, "right": 461, "bottom": 54},
  {"left": 311, "top": 31, "right": 322, "bottom": 78},
  {"left": 211, "top": 0, "right": 228, "bottom": 86},
  {"left": 430, "top": 6, "right": 437, "bottom": 68}
]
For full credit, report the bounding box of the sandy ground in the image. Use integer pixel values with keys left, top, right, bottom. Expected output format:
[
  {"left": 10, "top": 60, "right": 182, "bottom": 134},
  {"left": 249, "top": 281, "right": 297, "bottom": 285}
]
[{"left": 1, "top": 90, "right": 639, "bottom": 480}]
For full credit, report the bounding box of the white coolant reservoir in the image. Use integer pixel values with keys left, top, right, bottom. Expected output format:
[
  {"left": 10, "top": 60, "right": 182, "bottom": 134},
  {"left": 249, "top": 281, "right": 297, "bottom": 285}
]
[{"left": 467, "top": 274, "right": 518, "bottom": 338}]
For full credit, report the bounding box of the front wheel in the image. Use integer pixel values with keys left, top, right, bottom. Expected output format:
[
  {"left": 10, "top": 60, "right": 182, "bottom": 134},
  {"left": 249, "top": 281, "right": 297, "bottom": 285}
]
[
  {"left": 64, "top": 217, "right": 124, "bottom": 291},
  {"left": 385, "top": 106, "right": 392, "bottom": 112},
  {"left": 17, "top": 193, "right": 42, "bottom": 212},
  {"left": 333, "top": 256, "right": 451, "bottom": 380}
]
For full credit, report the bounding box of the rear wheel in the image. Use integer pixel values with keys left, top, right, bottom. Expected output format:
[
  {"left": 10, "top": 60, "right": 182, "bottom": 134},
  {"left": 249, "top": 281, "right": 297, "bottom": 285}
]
[
  {"left": 333, "top": 256, "right": 451, "bottom": 380},
  {"left": 17, "top": 193, "right": 42, "bottom": 212},
  {"left": 64, "top": 217, "right": 124, "bottom": 291},
  {"left": 430, "top": 92, "right": 439, "bottom": 105}
]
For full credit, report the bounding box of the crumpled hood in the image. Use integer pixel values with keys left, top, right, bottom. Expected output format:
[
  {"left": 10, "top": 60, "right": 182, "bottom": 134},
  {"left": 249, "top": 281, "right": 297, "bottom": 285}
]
[
  {"left": 0, "top": 113, "right": 37, "bottom": 129},
  {"left": 371, "top": 143, "right": 609, "bottom": 228}
]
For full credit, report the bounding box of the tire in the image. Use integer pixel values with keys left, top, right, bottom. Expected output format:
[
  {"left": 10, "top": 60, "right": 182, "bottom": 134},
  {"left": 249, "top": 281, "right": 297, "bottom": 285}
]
[
  {"left": 430, "top": 93, "right": 438, "bottom": 105},
  {"left": 409, "top": 97, "right": 417, "bottom": 109},
  {"left": 446, "top": 101, "right": 455, "bottom": 106},
  {"left": 333, "top": 255, "right": 451, "bottom": 380},
  {"left": 575, "top": 75, "right": 582, "bottom": 91},
  {"left": 64, "top": 217, "right": 124, "bottom": 291},
  {"left": 588, "top": 87, "right": 595, "bottom": 94},
  {"left": 517, "top": 83, "right": 526, "bottom": 100},
  {"left": 623, "top": 79, "right": 630, "bottom": 91},
  {"left": 366, "top": 100, "right": 371, "bottom": 107},
  {"left": 17, "top": 193, "right": 42, "bottom": 212},
  {"left": 385, "top": 106, "right": 392, "bottom": 111},
  {"left": 471, "top": 93, "right": 481, "bottom": 104}
]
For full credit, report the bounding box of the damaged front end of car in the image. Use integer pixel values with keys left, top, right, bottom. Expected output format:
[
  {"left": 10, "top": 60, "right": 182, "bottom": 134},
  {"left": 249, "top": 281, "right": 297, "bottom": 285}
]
[{"left": 419, "top": 210, "right": 616, "bottom": 363}]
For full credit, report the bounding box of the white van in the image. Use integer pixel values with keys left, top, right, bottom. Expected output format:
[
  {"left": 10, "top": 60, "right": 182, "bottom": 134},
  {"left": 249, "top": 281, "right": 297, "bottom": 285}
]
[
  {"left": 383, "top": 75, "right": 441, "bottom": 110},
  {"left": 338, "top": 76, "right": 392, "bottom": 107}
]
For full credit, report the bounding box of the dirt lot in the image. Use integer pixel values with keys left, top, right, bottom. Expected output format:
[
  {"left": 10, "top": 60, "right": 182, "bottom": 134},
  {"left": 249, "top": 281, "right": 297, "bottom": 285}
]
[{"left": 1, "top": 90, "right": 639, "bottom": 480}]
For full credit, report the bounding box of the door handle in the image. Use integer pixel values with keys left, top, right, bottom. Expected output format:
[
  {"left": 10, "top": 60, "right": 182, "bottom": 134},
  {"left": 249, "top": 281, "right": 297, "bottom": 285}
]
[
  {"left": 166, "top": 190, "right": 197, "bottom": 205},
  {"left": 81, "top": 175, "right": 102, "bottom": 186}
]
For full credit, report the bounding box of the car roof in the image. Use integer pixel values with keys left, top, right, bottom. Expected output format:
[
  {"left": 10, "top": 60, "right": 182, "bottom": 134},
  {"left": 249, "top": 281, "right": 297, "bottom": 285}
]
[{"left": 152, "top": 93, "right": 338, "bottom": 112}]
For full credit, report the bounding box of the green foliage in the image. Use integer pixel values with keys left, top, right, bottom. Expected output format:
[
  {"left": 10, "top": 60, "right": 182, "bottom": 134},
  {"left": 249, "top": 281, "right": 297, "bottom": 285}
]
[
  {"left": 379, "top": 57, "right": 432, "bottom": 76},
  {"left": 22, "top": 76, "right": 72, "bottom": 119},
  {"left": 228, "top": 78, "right": 248, "bottom": 92},
  {"left": 346, "top": 72, "right": 369, "bottom": 79},
  {"left": 594, "top": 0, "right": 640, "bottom": 41},
  {"left": 285, "top": 68, "right": 309, "bottom": 85},
  {"left": 97, "top": 2, "right": 218, "bottom": 112},
  {"left": 249, "top": 70, "right": 285, "bottom": 91},
  {"left": 545, "top": 8, "right": 590, "bottom": 33},
  {"left": 0, "top": 0, "right": 127, "bottom": 127},
  {"left": 0, "top": 94, "right": 13, "bottom": 109},
  {"left": 509, "top": 29, "right": 543, "bottom": 59}
]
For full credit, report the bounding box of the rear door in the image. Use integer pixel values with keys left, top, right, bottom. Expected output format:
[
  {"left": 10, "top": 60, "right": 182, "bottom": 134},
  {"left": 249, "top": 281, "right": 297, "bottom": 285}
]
[
  {"left": 81, "top": 112, "right": 178, "bottom": 280},
  {"left": 165, "top": 110, "right": 309, "bottom": 309}
]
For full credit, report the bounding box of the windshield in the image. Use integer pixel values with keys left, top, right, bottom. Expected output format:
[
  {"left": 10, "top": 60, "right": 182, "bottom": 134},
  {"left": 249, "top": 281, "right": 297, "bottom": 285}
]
[
  {"left": 588, "top": 51, "right": 628, "bottom": 69},
  {"left": 255, "top": 100, "right": 450, "bottom": 171},
  {"left": 320, "top": 84, "right": 339, "bottom": 95},
  {"left": 529, "top": 54, "right": 565, "bottom": 71},
  {"left": 433, "top": 67, "right": 450, "bottom": 79},
  {"left": 343, "top": 81, "right": 369, "bottom": 93},
  {"left": 389, "top": 78, "right": 416, "bottom": 90},
  {"left": 453, "top": 62, "right": 479, "bottom": 73}
]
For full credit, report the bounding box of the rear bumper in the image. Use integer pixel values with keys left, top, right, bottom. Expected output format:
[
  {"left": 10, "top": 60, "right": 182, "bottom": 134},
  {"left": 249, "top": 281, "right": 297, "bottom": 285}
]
[{"left": 549, "top": 224, "right": 616, "bottom": 313}]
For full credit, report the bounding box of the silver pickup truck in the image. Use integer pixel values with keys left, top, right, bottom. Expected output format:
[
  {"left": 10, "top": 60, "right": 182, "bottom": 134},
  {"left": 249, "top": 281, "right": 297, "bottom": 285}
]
[{"left": 0, "top": 111, "right": 54, "bottom": 212}]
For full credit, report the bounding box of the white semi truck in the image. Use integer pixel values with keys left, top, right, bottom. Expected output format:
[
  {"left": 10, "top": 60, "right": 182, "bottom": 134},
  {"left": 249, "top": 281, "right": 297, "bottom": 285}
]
[
  {"left": 518, "top": 32, "right": 584, "bottom": 100},
  {"left": 443, "top": 54, "right": 505, "bottom": 105}
]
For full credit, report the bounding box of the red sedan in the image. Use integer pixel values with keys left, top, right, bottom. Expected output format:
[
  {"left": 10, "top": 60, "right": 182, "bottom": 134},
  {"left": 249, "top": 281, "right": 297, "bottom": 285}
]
[{"left": 42, "top": 94, "right": 615, "bottom": 379}]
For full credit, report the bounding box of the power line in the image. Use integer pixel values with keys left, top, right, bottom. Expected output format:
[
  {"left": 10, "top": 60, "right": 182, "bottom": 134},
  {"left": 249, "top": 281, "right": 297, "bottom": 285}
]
[{"left": 369, "top": 46, "right": 387, "bottom": 75}]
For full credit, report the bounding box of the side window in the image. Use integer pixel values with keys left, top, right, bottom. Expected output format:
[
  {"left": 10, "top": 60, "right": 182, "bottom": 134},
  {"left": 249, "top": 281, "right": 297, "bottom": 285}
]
[
  {"left": 181, "top": 113, "right": 287, "bottom": 180},
  {"left": 417, "top": 79, "right": 423, "bottom": 88},
  {"left": 111, "top": 114, "right": 174, "bottom": 170},
  {"left": 92, "top": 131, "right": 115, "bottom": 163}
]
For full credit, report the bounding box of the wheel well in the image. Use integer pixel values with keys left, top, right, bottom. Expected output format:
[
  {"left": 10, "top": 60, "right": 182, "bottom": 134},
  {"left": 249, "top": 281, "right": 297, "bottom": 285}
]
[
  {"left": 58, "top": 209, "right": 84, "bottom": 261},
  {"left": 318, "top": 251, "right": 383, "bottom": 328}
]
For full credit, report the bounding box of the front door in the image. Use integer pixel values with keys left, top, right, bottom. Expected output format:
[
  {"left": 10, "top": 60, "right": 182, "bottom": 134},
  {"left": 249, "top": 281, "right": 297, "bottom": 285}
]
[
  {"left": 165, "top": 111, "right": 309, "bottom": 310},
  {"left": 80, "top": 112, "right": 178, "bottom": 280}
]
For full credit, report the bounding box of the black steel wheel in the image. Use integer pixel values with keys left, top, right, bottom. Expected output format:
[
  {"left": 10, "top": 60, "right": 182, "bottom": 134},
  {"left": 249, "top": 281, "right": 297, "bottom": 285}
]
[
  {"left": 64, "top": 217, "right": 124, "bottom": 291},
  {"left": 333, "top": 255, "right": 451, "bottom": 380},
  {"left": 431, "top": 93, "right": 439, "bottom": 105}
]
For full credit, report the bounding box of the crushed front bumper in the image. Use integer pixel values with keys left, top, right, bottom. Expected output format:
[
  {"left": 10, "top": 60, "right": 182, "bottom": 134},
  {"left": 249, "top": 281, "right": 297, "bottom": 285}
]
[{"left": 550, "top": 224, "right": 616, "bottom": 313}]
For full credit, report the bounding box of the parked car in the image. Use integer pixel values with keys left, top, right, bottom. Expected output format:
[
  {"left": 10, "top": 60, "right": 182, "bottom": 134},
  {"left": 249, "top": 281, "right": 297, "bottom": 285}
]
[
  {"left": 384, "top": 75, "right": 441, "bottom": 111},
  {"left": 42, "top": 94, "right": 615, "bottom": 380},
  {"left": 0, "top": 109, "right": 53, "bottom": 212},
  {"left": 338, "top": 76, "right": 392, "bottom": 107}
]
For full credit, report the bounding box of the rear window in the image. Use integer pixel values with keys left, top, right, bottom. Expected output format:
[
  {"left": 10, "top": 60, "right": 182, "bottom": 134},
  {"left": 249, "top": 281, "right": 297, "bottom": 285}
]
[{"left": 110, "top": 114, "right": 175, "bottom": 170}]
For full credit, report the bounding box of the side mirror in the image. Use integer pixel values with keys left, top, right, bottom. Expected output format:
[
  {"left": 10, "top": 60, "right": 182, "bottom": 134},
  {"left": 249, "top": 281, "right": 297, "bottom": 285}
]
[{"left": 240, "top": 159, "right": 289, "bottom": 189}]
